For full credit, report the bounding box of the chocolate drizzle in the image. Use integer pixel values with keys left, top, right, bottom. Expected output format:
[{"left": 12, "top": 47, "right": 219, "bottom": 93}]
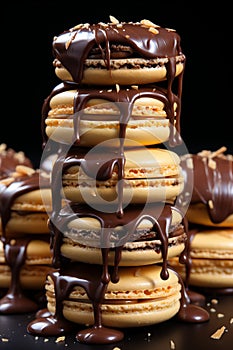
[{"left": 181, "top": 151, "right": 233, "bottom": 224}]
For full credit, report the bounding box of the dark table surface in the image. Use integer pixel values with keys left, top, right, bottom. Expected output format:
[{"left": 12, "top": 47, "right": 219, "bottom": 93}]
[{"left": 0, "top": 293, "right": 232, "bottom": 350}]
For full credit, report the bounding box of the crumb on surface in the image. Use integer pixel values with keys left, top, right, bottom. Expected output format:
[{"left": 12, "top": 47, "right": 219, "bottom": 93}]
[
  {"left": 55, "top": 336, "right": 66, "bottom": 343},
  {"left": 170, "top": 339, "right": 176, "bottom": 349},
  {"left": 210, "top": 325, "right": 226, "bottom": 339}
]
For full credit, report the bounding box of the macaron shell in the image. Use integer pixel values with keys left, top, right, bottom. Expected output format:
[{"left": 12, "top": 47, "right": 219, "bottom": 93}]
[
  {"left": 0, "top": 264, "right": 54, "bottom": 290},
  {"left": 187, "top": 203, "right": 233, "bottom": 227},
  {"left": 1, "top": 213, "right": 50, "bottom": 234},
  {"left": 60, "top": 237, "right": 186, "bottom": 266},
  {"left": 55, "top": 63, "right": 184, "bottom": 86},
  {"left": 190, "top": 229, "right": 233, "bottom": 256},
  {"left": 169, "top": 229, "right": 233, "bottom": 288}
]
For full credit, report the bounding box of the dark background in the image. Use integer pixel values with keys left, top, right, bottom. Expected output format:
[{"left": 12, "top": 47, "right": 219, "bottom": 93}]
[{"left": 2, "top": 1, "right": 232, "bottom": 168}]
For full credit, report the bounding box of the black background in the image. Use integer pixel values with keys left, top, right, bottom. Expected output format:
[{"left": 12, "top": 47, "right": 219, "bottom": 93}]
[{"left": 2, "top": 1, "right": 232, "bottom": 167}]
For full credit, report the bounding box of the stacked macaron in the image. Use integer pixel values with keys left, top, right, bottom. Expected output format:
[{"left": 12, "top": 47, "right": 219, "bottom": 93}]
[
  {"left": 0, "top": 145, "right": 53, "bottom": 314},
  {"left": 27, "top": 16, "right": 209, "bottom": 344},
  {"left": 169, "top": 147, "right": 233, "bottom": 295}
]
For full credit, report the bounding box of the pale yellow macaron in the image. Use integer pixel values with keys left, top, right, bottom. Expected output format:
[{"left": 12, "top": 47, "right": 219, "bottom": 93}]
[
  {"left": 61, "top": 146, "right": 184, "bottom": 205},
  {"left": 0, "top": 165, "right": 52, "bottom": 235},
  {"left": 169, "top": 228, "right": 233, "bottom": 288},
  {"left": 0, "top": 238, "right": 53, "bottom": 290},
  {"left": 43, "top": 84, "right": 179, "bottom": 147},
  {"left": 52, "top": 18, "right": 185, "bottom": 86},
  {"left": 57, "top": 202, "right": 187, "bottom": 266},
  {"left": 45, "top": 263, "right": 181, "bottom": 328}
]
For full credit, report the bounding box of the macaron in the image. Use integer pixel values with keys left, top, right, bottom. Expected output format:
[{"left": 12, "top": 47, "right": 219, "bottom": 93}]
[
  {"left": 0, "top": 165, "right": 52, "bottom": 235},
  {"left": 42, "top": 82, "right": 182, "bottom": 148},
  {"left": 0, "top": 164, "right": 53, "bottom": 312},
  {"left": 45, "top": 262, "right": 182, "bottom": 328},
  {"left": 180, "top": 147, "right": 233, "bottom": 227},
  {"left": 52, "top": 17, "right": 186, "bottom": 86},
  {"left": 0, "top": 143, "right": 33, "bottom": 180},
  {"left": 0, "top": 238, "right": 53, "bottom": 290},
  {"left": 53, "top": 146, "right": 184, "bottom": 205},
  {"left": 169, "top": 229, "right": 233, "bottom": 289},
  {"left": 49, "top": 201, "right": 187, "bottom": 267}
]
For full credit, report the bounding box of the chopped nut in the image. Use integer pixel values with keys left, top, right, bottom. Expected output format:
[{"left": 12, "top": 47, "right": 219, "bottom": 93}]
[
  {"left": 109, "top": 15, "right": 119, "bottom": 24},
  {"left": 55, "top": 336, "right": 66, "bottom": 343},
  {"left": 210, "top": 325, "right": 226, "bottom": 339},
  {"left": 15, "top": 165, "right": 35, "bottom": 176},
  {"left": 140, "top": 19, "right": 160, "bottom": 28},
  {"left": 208, "top": 200, "right": 214, "bottom": 209},
  {"left": 116, "top": 84, "right": 120, "bottom": 93},
  {"left": 208, "top": 158, "right": 216, "bottom": 169},
  {"left": 149, "top": 27, "right": 159, "bottom": 34},
  {"left": 217, "top": 313, "right": 225, "bottom": 318},
  {"left": 1, "top": 338, "right": 9, "bottom": 342},
  {"left": 170, "top": 339, "right": 176, "bottom": 349},
  {"left": 211, "top": 298, "right": 219, "bottom": 305}
]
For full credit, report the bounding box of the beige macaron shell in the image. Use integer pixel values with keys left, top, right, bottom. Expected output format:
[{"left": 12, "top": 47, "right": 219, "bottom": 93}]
[
  {"left": 46, "top": 265, "right": 181, "bottom": 327},
  {"left": 187, "top": 203, "right": 233, "bottom": 227},
  {"left": 60, "top": 207, "right": 186, "bottom": 265},
  {"left": 62, "top": 148, "right": 184, "bottom": 204},
  {"left": 55, "top": 60, "right": 184, "bottom": 85},
  {"left": 45, "top": 89, "right": 171, "bottom": 146},
  {"left": 169, "top": 229, "right": 233, "bottom": 288}
]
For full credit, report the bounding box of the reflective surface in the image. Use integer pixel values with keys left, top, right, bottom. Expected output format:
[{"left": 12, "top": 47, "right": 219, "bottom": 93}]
[{"left": 0, "top": 293, "right": 232, "bottom": 350}]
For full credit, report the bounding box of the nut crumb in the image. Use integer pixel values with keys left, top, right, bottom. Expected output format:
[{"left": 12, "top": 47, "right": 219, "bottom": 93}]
[
  {"left": 217, "top": 313, "right": 225, "bottom": 318},
  {"left": 170, "top": 339, "right": 176, "bottom": 349},
  {"left": 1, "top": 338, "right": 9, "bottom": 342},
  {"left": 109, "top": 15, "right": 119, "bottom": 24},
  {"left": 113, "top": 347, "right": 121, "bottom": 350},
  {"left": 230, "top": 318, "right": 233, "bottom": 324},
  {"left": 55, "top": 336, "right": 66, "bottom": 343},
  {"left": 210, "top": 325, "right": 226, "bottom": 339},
  {"left": 211, "top": 298, "right": 218, "bottom": 305}
]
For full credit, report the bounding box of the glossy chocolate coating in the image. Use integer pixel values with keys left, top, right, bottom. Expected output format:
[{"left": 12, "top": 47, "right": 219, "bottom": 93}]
[
  {"left": 52, "top": 20, "right": 185, "bottom": 83},
  {"left": 181, "top": 150, "right": 233, "bottom": 224}
]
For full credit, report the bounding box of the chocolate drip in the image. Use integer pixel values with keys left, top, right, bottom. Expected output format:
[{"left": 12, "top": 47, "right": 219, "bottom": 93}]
[
  {"left": 0, "top": 236, "right": 47, "bottom": 314},
  {"left": 181, "top": 153, "right": 233, "bottom": 224}
]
